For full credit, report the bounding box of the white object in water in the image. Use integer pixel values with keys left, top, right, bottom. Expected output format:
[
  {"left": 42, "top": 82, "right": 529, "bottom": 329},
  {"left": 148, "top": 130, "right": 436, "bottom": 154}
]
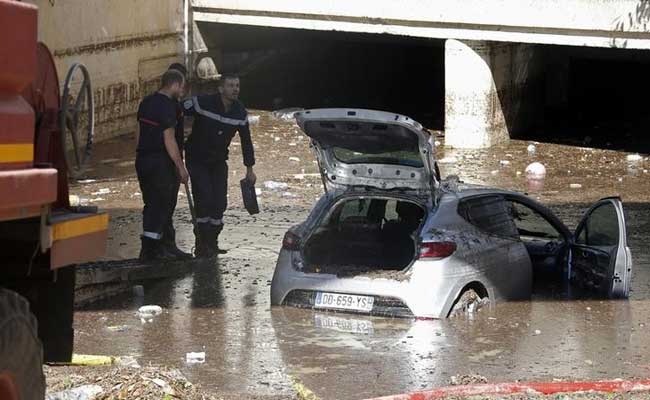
[
  {"left": 247, "top": 115, "right": 260, "bottom": 125},
  {"left": 137, "top": 305, "right": 163, "bottom": 323},
  {"left": 525, "top": 162, "right": 546, "bottom": 180},
  {"left": 186, "top": 352, "right": 206, "bottom": 364}
]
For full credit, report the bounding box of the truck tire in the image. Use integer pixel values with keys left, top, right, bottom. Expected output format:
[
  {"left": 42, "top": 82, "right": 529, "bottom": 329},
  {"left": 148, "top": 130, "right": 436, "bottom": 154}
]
[{"left": 0, "top": 289, "right": 45, "bottom": 400}]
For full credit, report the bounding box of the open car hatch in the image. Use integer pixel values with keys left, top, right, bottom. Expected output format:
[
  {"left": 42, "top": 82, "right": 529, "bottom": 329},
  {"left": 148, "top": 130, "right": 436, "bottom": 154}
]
[{"left": 295, "top": 109, "right": 437, "bottom": 194}]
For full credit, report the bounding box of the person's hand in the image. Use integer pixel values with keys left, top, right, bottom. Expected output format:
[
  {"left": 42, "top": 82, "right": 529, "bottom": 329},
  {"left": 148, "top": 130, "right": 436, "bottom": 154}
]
[
  {"left": 245, "top": 166, "right": 257, "bottom": 185},
  {"left": 178, "top": 165, "right": 189, "bottom": 184}
]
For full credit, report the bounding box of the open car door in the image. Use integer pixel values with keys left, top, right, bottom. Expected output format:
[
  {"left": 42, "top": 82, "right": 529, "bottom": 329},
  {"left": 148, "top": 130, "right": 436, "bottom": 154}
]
[{"left": 570, "top": 197, "right": 632, "bottom": 298}]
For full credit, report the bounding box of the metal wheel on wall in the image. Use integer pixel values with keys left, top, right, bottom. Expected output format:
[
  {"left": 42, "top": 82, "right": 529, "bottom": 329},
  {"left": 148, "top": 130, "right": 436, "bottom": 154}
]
[{"left": 60, "top": 63, "right": 94, "bottom": 178}]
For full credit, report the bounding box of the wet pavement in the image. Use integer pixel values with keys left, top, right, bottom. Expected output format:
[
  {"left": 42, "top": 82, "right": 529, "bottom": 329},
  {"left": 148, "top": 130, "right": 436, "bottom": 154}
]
[{"left": 69, "top": 111, "right": 650, "bottom": 400}]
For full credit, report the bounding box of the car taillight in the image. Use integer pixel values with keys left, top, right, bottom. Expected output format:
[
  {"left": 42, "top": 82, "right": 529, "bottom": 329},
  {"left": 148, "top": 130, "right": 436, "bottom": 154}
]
[
  {"left": 282, "top": 231, "right": 302, "bottom": 251},
  {"left": 418, "top": 241, "right": 456, "bottom": 259}
]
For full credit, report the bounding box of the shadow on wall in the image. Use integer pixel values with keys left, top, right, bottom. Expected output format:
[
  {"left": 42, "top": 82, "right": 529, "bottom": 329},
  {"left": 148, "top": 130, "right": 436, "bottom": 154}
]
[
  {"left": 612, "top": 0, "right": 650, "bottom": 48},
  {"left": 491, "top": 43, "right": 545, "bottom": 142}
]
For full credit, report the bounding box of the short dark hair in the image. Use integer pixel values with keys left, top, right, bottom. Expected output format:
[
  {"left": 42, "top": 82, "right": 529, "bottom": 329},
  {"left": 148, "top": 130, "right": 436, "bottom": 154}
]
[
  {"left": 218, "top": 73, "right": 240, "bottom": 87},
  {"left": 168, "top": 62, "right": 187, "bottom": 77},
  {"left": 161, "top": 69, "right": 184, "bottom": 88}
]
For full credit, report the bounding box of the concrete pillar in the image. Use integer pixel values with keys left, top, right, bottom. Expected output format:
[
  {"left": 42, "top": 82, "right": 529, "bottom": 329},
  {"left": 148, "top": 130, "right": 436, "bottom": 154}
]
[{"left": 444, "top": 39, "right": 543, "bottom": 148}]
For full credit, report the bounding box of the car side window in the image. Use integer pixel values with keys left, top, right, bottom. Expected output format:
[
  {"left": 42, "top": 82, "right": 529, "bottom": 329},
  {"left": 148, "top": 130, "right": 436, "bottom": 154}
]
[
  {"left": 458, "top": 196, "right": 519, "bottom": 239},
  {"left": 576, "top": 202, "right": 619, "bottom": 246},
  {"left": 505, "top": 200, "right": 561, "bottom": 240}
]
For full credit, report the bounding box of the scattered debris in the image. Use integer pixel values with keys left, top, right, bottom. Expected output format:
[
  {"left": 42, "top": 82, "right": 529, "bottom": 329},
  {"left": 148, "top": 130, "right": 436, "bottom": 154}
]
[
  {"left": 271, "top": 107, "right": 304, "bottom": 121},
  {"left": 450, "top": 374, "right": 488, "bottom": 386},
  {"left": 106, "top": 325, "right": 129, "bottom": 333},
  {"left": 534, "top": 329, "right": 542, "bottom": 335},
  {"left": 247, "top": 115, "right": 260, "bottom": 125},
  {"left": 186, "top": 352, "right": 206, "bottom": 364},
  {"left": 138, "top": 305, "right": 163, "bottom": 323},
  {"left": 289, "top": 157, "right": 301, "bottom": 162},
  {"left": 69, "top": 195, "right": 89, "bottom": 207},
  {"left": 500, "top": 160, "right": 511, "bottom": 166},
  {"left": 77, "top": 179, "right": 97, "bottom": 184},
  {"left": 627, "top": 154, "right": 643, "bottom": 162},
  {"left": 438, "top": 156, "right": 458, "bottom": 164},
  {"left": 45, "top": 365, "right": 219, "bottom": 400},
  {"left": 293, "top": 173, "right": 320, "bottom": 180},
  {"left": 263, "top": 181, "right": 289, "bottom": 191},
  {"left": 569, "top": 183, "right": 582, "bottom": 189},
  {"left": 527, "top": 144, "right": 536, "bottom": 154},
  {"left": 46, "top": 384, "right": 103, "bottom": 400},
  {"left": 116, "top": 356, "right": 141, "bottom": 369},
  {"left": 91, "top": 188, "right": 111, "bottom": 196}
]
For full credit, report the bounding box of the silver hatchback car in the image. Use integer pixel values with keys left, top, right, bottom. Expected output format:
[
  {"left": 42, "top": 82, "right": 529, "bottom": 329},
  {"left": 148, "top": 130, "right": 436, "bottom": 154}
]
[{"left": 270, "top": 109, "right": 633, "bottom": 319}]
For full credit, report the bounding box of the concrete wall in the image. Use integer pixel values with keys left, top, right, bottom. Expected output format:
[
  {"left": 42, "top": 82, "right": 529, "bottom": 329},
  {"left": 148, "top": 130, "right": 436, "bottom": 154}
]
[
  {"left": 193, "top": 0, "right": 650, "bottom": 49},
  {"left": 28, "top": 0, "right": 184, "bottom": 142},
  {"left": 445, "top": 40, "right": 544, "bottom": 148}
]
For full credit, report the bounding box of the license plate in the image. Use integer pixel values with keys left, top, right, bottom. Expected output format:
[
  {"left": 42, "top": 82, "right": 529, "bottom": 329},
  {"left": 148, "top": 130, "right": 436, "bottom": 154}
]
[
  {"left": 314, "top": 314, "right": 374, "bottom": 335},
  {"left": 314, "top": 292, "right": 374, "bottom": 312}
]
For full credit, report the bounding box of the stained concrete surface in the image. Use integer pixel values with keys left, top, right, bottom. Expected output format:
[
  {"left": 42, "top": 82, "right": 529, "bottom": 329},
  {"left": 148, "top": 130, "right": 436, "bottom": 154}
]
[{"left": 67, "top": 111, "right": 650, "bottom": 400}]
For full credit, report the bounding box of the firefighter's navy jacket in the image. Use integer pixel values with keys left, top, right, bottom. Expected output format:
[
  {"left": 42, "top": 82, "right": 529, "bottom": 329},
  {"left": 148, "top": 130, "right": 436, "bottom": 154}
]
[{"left": 183, "top": 95, "right": 255, "bottom": 166}]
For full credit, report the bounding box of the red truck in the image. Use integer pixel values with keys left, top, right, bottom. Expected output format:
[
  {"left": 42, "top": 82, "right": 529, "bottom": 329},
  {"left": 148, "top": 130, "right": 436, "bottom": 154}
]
[{"left": 0, "top": 1, "right": 109, "bottom": 398}]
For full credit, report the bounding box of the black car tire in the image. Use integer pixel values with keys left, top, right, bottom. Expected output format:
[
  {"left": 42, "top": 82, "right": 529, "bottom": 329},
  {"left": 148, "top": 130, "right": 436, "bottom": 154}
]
[{"left": 0, "top": 289, "right": 45, "bottom": 400}]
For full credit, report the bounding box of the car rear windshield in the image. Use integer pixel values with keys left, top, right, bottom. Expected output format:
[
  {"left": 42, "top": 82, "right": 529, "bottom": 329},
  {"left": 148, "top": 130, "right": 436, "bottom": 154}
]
[{"left": 331, "top": 148, "right": 424, "bottom": 168}]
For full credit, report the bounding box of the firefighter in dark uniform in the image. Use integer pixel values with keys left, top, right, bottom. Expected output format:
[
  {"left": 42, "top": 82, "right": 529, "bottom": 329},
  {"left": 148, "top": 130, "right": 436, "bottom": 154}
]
[
  {"left": 135, "top": 69, "right": 190, "bottom": 260},
  {"left": 183, "top": 74, "right": 256, "bottom": 257},
  {"left": 159, "top": 63, "right": 192, "bottom": 259}
]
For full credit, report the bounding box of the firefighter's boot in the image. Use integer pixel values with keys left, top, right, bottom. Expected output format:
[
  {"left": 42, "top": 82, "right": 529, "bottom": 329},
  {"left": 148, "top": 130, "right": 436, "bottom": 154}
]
[
  {"left": 214, "top": 224, "right": 228, "bottom": 255},
  {"left": 194, "top": 225, "right": 216, "bottom": 258},
  {"left": 139, "top": 236, "right": 175, "bottom": 262},
  {"left": 162, "top": 228, "right": 193, "bottom": 260}
]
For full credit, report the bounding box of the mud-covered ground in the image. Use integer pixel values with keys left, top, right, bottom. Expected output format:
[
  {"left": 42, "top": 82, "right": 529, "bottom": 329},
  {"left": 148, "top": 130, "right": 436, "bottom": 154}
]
[{"left": 46, "top": 111, "right": 650, "bottom": 400}]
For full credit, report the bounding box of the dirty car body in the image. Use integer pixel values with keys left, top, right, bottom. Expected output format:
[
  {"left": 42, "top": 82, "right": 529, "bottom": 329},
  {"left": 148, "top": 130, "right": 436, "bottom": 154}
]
[{"left": 270, "top": 109, "right": 633, "bottom": 319}]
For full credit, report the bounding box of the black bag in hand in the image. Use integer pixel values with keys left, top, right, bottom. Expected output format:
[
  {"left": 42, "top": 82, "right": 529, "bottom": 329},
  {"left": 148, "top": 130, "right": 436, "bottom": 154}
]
[{"left": 240, "top": 178, "right": 260, "bottom": 215}]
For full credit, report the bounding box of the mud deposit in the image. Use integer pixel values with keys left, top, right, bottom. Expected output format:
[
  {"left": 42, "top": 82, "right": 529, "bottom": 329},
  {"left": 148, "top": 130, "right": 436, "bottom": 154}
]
[{"left": 63, "top": 111, "right": 650, "bottom": 400}]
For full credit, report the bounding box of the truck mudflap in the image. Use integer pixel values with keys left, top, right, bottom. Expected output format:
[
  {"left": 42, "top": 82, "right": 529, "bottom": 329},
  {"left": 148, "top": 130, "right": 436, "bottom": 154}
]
[{"left": 49, "top": 211, "right": 109, "bottom": 269}]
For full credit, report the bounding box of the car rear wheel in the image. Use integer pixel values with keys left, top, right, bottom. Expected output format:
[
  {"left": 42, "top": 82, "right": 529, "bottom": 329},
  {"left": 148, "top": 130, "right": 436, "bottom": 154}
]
[
  {"left": 448, "top": 288, "right": 489, "bottom": 317},
  {"left": 0, "top": 289, "right": 45, "bottom": 400}
]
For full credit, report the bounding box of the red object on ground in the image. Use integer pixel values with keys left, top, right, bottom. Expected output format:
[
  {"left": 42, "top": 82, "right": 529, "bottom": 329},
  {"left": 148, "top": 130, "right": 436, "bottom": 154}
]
[{"left": 366, "top": 379, "right": 650, "bottom": 400}]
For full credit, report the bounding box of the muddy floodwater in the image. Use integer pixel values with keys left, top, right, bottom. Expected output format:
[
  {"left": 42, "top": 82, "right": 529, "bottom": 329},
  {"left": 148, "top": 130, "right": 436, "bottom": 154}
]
[{"left": 68, "top": 111, "right": 650, "bottom": 400}]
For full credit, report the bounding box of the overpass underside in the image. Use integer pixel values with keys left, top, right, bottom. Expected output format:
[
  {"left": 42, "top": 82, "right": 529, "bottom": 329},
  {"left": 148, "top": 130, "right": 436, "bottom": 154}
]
[{"left": 192, "top": 4, "right": 650, "bottom": 152}]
